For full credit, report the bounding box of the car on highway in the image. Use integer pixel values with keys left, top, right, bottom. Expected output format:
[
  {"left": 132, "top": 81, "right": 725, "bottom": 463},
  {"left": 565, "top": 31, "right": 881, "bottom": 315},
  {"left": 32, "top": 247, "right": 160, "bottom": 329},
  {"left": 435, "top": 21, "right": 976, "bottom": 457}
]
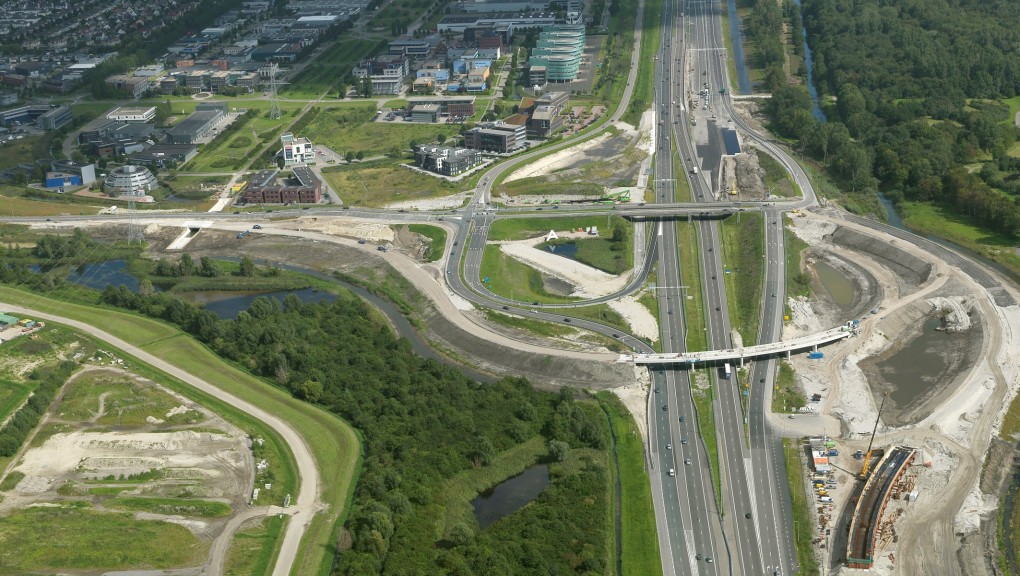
[
  {"left": 681, "top": 438, "right": 688, "bottom": 444},
  {"left": 745, "top": 512, "right": 753, "bottom": 519},
  {"left": 706, "top": 557, "right": 713, "bottom": 564},
  {"left": 666, "top": 443, "right": 672, "bottom": 450},
  {"left": 668, "top": 468, "right": 675, "bottom": 476},
  {"left": 679, "top": 416, "right": 685, "bottom": 422},
  {"left": 684, "top": 458, "right": 692, "bottom": 465}
]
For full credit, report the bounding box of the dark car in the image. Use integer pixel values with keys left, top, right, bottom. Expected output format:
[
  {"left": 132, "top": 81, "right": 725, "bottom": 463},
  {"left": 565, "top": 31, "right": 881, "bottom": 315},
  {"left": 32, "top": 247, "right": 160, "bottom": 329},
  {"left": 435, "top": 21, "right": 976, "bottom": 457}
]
[
  {"left": 745, "top": 512, "right": 753, "bottom": 519},
  {"left": 502, "top": 306, "right": 509, "bottom": 310}
]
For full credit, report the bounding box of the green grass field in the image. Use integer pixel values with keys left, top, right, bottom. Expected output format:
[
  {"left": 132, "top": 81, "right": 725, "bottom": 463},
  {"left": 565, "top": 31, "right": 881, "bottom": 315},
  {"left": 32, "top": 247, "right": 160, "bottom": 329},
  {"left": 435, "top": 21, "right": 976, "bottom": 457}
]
[
  {"left": 783, "top": 439, "right": 821, "bottom": 575},
  {"left": 479, "top": 245, "right": 578, "bottom": 304},
  {"left": 321, "top": 159, "right": 465, "bottom": 207},
  {"left": 758, "top": 151, "right": 798, "bottom": 197},
  {"left": 678, "top": 222, "right": 708, "bottom": 351},
  {"left": 691, "top": 370, "right": 721, "bottom": 507},
  {"left": 495, "top": 177, "right": 604, "bottom": 198},
  {"left": 538, "top": 237, "right": 633, "bottom": 275},
  {"left": 771, "top": 361, "right": 806, "bottom": 413},
  {"left": 407, "top": 224, "right": 447, "bottom": 262},
  {"left": 0, "top": 286, "right": 360, "bottom": 576},
  {"left": 621, "top": 0, "right": 661, "bottom": 126},
  {"left": 0, "top": 504, "right": 208, "bottom": 571},
  {"left": 224, "top": 515, "right": 287, "bottom": 576},
  {"left": 286, "top": 39, "right": 378, "bottom": 98},
  {"left": 900, "top": 201, "right": 1020, "bottom": 281},
  {"left": 106, "top": 497, "right": 232, "bottom": 517},
  {"left": 483, "top": 309, "right": 576, "bottom": 338},
  {"left": 719, "top": 213, "right": 764, "bottom": 345},
  {"left": 785, "top": 223, "right": 812, "bottom": 300},
  {"left": 303, "top": 106, "right": 459, "bottom": 158},
  {"left": 0, "top": 378, "right": 32, "bottom": 426},
  {"left": 488, "top": 215, "right": 631, "bottom": 241},
  {"left": 597, "top": 393, "right": 663, "bottom": 576},
  {"left": 58, "top": 370, "right": 200, "bottom": 427},
  {"left": 0, "top": 134, "right": 52, "bottom": 171}
]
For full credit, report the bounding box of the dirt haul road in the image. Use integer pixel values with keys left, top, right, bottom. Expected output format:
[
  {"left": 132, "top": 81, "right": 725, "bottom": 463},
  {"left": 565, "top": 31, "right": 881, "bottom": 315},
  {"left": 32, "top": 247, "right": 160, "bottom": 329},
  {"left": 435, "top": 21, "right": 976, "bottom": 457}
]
[{"left": 0, "top": 303, "right": 319, "bottom": 576}]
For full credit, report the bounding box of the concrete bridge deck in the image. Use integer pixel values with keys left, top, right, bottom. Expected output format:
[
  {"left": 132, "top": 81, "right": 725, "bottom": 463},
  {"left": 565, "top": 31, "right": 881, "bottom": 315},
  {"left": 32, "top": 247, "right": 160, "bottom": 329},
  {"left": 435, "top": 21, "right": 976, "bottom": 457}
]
[{"left": 619, "top": 321, "right": 860, "bottom": 365}]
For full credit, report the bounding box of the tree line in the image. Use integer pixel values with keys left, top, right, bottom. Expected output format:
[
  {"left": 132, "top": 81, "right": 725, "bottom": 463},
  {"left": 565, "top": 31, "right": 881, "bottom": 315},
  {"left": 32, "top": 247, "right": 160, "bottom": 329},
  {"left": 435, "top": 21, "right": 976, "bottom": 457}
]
[
  {"left": 758, "top": 0, "right": 1020, "bottom": 237},
  {"left": 0, "top": 357, "right": 76, "bottom": 457}
]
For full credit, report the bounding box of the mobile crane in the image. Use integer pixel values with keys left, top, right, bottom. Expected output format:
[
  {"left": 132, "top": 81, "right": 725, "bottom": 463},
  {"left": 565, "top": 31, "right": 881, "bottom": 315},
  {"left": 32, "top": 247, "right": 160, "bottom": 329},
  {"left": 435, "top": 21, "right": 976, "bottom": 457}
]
[{"left": 858, "top": 392, "right": 888, "bottom": 481}]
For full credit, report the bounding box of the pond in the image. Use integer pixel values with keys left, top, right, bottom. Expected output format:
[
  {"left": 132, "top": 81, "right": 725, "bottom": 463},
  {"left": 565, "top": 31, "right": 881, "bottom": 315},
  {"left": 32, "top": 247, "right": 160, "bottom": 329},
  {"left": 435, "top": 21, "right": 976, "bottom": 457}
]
[
  {"left": 178, "top": 288, "right": 337, "bottom": 320},
  {"left": 874, "top": 315, "right": 950, "bottom": 408},
  {"left": 543, "top": 241, "right": 579, "bottom": 261},
  {"left": 64, "top": 260, "right": 141, "bottom": 293},
  {"left": 814, "top": 261, "right": 854, "bottom": 310},
  {"left": 472, "top": 464, "right": 550, "bottom": 528}
]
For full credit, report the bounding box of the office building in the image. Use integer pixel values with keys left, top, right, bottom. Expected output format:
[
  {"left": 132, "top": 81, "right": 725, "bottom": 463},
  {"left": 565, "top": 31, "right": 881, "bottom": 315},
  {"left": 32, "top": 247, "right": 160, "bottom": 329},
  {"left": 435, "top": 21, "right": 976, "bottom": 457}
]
[
  {"left": 107, "top": 106, "right": 157, "bottom": 123},
  {"left": 281, "top": 132, "right": 314, "bottom": 165},
  {"left": 413, "top": 145, "right": 482, "bottom": 176},
  {"left": 35, "top": 105, "right": 71, "bottom": 130},
  {"left": 105, "top": 165, "right": 158, "bottom": 195}
]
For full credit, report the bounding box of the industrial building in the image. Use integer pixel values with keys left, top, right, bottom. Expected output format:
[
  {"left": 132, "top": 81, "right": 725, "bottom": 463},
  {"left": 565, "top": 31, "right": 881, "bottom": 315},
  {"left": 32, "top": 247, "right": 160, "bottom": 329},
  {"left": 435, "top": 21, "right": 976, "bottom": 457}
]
[
  {"left": 44, "top": 172, "right": 83, "bottom": 189},
  {"left": 281, "top": 132, "right": 315, "bottom": 165},
  {"left": 107, "top": 106, "right": 157, "bottom": 123},
  {"left": 105, "top": 165, "right": 158, "bottom": 196},
  {"left": 413, "top": 145, "right": 482, "bottom": 176},
  {"left": 49, "top": 160, "right": 96, "bottom": 185},
  {"left": 165, "top": 105, "right": 226, "bottom": 145},
  {"left": 129, "top": 145, "right": 199, "bottom": 168},
  {"left": 35, "top": 104, "right": 71, "bottom": 130}
]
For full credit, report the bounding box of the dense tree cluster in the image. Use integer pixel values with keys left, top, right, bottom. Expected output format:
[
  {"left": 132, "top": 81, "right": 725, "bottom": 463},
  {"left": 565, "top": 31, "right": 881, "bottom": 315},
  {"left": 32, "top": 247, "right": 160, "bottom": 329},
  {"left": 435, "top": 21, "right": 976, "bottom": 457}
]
[
  {"left": 764, "top": 0, "right": 1020, "bottom": 236},
  {"left": 31, "top": 229, "right": 93, "bottom": 260},
  {"left": 0, "top": 358, "right": 76, "bottom": 457},
  {"left": 98, "top": 290, "right": 613, "bottom": 574}
]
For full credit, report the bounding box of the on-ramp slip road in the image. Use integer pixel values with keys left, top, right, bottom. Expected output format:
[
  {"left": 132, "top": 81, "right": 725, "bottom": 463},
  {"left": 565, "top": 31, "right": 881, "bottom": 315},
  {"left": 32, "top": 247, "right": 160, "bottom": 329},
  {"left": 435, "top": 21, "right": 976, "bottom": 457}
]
[{"left": 0, "top": 303, "right": 320, "bottom": 576}]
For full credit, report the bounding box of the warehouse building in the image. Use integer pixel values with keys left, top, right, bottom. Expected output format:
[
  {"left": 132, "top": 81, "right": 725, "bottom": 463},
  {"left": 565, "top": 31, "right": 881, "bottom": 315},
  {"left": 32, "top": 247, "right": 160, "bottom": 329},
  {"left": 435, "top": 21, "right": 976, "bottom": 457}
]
[{"left": 165, "top": 109, "right": 224, "bottom": 144}]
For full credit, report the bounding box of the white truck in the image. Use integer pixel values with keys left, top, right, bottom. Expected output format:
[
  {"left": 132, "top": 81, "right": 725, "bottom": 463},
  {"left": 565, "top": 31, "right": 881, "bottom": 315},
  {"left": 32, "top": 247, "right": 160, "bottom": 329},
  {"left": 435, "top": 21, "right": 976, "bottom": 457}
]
[{"left": 691, "top": 166, "right": 698, "bottom": 175}]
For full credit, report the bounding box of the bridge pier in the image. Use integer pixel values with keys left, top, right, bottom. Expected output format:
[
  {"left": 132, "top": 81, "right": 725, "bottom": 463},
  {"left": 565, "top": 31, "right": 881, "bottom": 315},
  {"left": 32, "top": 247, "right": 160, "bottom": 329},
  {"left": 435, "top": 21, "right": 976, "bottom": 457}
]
[
  {"left": 786, "top": 350, "right": 791, "bottom": 359},
  {"left": 812, "top": 344, "right": 818, "bottom": 352},
  {"left": 739, "top": 357, "right": 744, "bottom": 367}
]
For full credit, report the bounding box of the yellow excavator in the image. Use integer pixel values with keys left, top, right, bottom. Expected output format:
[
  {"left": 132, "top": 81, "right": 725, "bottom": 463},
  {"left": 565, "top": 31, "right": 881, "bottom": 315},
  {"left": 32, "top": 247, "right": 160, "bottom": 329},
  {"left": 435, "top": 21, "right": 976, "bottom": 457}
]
[{"left": 858, "top": 393, "right": 888, "bottom": 481}]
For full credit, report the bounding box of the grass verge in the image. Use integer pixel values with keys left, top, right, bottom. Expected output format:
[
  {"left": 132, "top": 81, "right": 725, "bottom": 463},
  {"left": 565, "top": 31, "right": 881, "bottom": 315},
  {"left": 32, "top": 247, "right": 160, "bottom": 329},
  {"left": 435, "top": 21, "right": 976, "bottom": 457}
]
[
  {"left": 783, "top": 438, "right": 820, "bottom": 575},
  {"left": 320, "top": 159, "right": 464, "bottom": 207},
  {"left": 785, "top": 222, "right": 812, "bottom": 300},
  {"left": 691, "top": 370, "right": 721, "bottom": 508},
  {"left": 597, "top": 392, "right": 664, "bottom": 576},
  {"left": 770, "top": 361, "right": 806, "bottom": 413},
  {"left": 0, "top": 286, "right": 359, "bottom": 576},
  {"left": 225, "top": 515, "right": 287, "bottom": 576},
  {"left": 106, "top": 497, "right": 232, "bottom": 517},
  {"left": 406, "top": 224, "right": 447, "bottom": 262},
  {"left": 719, "top": 212, "right": 763, "bottom": 345},
  {"left": 488, "top": 215, "right": 631, "bottom": 241},
  {"left": 483, "top": 309, "right": 575, "bottom": 338},
  {"left": 677, "top": 222, "right": 707, "bottom": 351}
]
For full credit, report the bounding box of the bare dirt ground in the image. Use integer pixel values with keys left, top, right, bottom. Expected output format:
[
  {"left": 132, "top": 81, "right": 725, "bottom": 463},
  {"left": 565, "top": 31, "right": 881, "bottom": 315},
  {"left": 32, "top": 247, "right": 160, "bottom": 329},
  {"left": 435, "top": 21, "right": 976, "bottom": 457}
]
[
  {"left": 0, "top": 365, "right": 253, "bottom": 574},
  {"left": 784, "top": 208, "right": 1020, "bottom": 576}
]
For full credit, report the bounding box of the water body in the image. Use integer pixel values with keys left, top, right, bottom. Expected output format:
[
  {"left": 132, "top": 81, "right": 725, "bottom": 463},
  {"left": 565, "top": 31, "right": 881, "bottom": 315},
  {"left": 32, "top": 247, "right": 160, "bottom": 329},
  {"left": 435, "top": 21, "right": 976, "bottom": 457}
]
[
  {"left": 791, "top": 0, "right": 826, "bottom": 121},
  {"left": 814, "top": 261, "right": 854, "bottom": 310},
  {"left": 180, "top": 288, "right": 337, "bottom": 320},
  {"left": 545, "top": 242, "right": 579, "bottom": 261},
  {"left": 725, "top": 0, "right": 752, "bottom": 94},
  {"left": 65, "top": 260, "right": 141, "bottom": 292},
  {"left": 472, "top": 464, "right": 550, "bottom": 528},
  {"left": 877, "top": 193, "right": 904, "bottom": 229},
  {"left": 874, "top": 316, "right": 949, "bottom": 408}
]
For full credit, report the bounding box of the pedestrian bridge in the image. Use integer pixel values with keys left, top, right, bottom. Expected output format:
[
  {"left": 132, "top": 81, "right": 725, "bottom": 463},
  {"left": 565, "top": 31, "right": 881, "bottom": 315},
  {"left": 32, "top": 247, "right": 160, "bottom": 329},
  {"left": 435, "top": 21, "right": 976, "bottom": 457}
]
[{"left": 619, "top": 321, "right": 860, "bottom": 365}]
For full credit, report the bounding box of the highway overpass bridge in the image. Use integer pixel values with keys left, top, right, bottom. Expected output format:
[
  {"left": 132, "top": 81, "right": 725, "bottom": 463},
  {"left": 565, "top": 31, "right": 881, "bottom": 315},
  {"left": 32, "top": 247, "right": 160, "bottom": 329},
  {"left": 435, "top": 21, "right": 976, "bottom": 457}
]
[
  {"left": 618, "top": 321, "right": 860, "bottom": 365},
  {"left": 846, "top": 446, "right": 918, "bottom": 569}
]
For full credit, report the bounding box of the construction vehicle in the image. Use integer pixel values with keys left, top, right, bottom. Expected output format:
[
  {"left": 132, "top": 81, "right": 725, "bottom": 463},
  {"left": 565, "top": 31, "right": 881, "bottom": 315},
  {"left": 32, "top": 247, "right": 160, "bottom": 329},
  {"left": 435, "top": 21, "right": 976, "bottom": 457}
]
[{"left": 859, "top": 393, "right": 888, "bottom": 481}]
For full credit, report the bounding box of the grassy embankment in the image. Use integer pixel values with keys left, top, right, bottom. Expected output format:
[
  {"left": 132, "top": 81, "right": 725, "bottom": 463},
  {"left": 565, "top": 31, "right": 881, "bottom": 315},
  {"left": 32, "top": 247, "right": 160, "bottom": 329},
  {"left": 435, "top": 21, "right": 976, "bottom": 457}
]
[
  {"left": 719, "top": 212, "right": 764, "bottom": 345},
  {"left": 0, "top": 286, "right": 359, "bottom": 576},
  {"left": 495, "top": 177, "right": 604, "bottom": 199},
  {"left": 783, "top": 438, "right": 821, "bottom": 576},
  {"left": 406, "top": 224, "right": 447, "bottom": 262},
  {"left": 899, "top": 201, "right": 1020, "bottom": 282},
  {"left": 597, "top": 392, "right": 664, "bottom": 576},
  {"left": 758, "top": 151, "right": 800, "bottom": 198},
  {"left": 691, "top": 366, "right": 721, "bottom": 507},
  {"left": 678, "top": 221, "right": 708, "bottom": 351},
  {"left": 771, "top": 360, "right": 806, "bottom": 413},
  {"left": 621, "top": 0, "right": 661, "bottom": 126},
  {"left": 785, "top": 223, "right": 812, "bottom": 299},
  {"left": 224, "top": 515, "right": 286, "bottom": 576}
]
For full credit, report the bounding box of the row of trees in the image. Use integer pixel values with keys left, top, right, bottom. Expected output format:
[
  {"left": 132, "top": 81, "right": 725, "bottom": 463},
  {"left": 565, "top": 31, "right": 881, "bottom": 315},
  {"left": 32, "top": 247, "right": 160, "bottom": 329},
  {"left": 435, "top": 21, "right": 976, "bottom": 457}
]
[
  {"left": 0, "top": 358, "right": 76, "bottom": 457},
  {"left": 96, "top": 287, "right": 613, "bottom": 575}
]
